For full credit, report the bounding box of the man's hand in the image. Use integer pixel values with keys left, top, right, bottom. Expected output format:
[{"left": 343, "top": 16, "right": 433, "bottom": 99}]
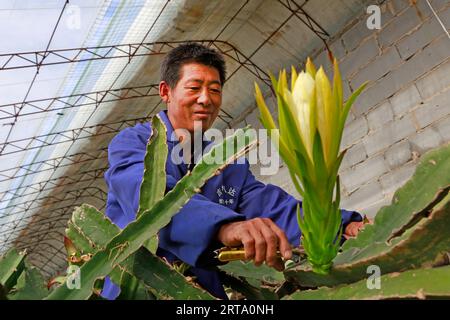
[
  {"left": 217, "top": 218, "right": 292, "bottom": 271},
  {"left": 343, "top": 218, "right": 373, "bottom": 239}
]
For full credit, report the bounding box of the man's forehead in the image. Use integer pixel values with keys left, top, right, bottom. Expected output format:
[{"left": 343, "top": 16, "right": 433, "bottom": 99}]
[
  {"left": 180, "top": 63, "right": 221, "bottom": 83},
  {"left": 184, "top": 78, "right": 221, "bottom": 85}
]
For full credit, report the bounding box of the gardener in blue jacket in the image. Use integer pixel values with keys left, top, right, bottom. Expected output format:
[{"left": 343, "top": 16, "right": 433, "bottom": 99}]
[{"left": 101, "top": 43, "right": 365, "bottom": 300}]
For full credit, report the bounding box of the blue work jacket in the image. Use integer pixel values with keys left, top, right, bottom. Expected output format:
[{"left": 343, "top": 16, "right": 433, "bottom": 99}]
[{"left": 100, "top": 110, "right": 362, "bottom": 299}]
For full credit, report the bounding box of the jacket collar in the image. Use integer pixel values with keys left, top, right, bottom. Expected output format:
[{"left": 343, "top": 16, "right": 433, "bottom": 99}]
[
  {"left": 157, "top": 109, "right": 213, "bottom": 172},
  {"left": 157, "top": 109, "right": 213, "bottom": 147}
]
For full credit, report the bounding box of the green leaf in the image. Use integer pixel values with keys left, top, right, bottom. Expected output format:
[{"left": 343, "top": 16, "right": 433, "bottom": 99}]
[
  {"left": 277, "top": 88, "right": 297, "bottom": 152},
  {"left": 342, "top": 143, "right": 450, "bottom": 252},
  {"left": 0, "top": 283, "right": 7, "bottom": 300},
  {"left": 293, "top": 149, "right": 313, "bottom": 198},
  {"left": 341, "top": 82, "right": 368, "bottom": 128},
  {"left": 332, "top": 58, "right": 343, "bottom": 112},
  {"left": 137, "top": 115, "right": 167, "bottom": 218},
  {"left": 269, "top": 72, "right": 279, "bottom": 90},
  {"left": 67, "top": 204, "right": 210, "bottom": 299},
  {"left": 219, "top": 260, "right": 285, "bottom": 286},
  {"left": 119, "top": 247, "right": 214, "bottom": 299},
  {"left": 255, "top": 80, "right": 300, "bottom": 177},
  {"left": 221, "top": 273, "right": 279, "bottom": 300},
  {"left": 66, "top": 204, "right": 120, "bottom": 252},
  {"left": 116, "top": 269, "right": 155, "bottom": 300},
  {"left": 285, "top": 266, "right": 450, "bottom": 300},
  {"left": 311, "top": 131, "right": 328, "bottom": 190},
  {"left": 142, "top": 236, "right": 159, "bottom": 255},
  {"left": 254, "top": 82, "right": 277, "bottom": 131},
  {"left": 7, "top": 265, "right": 48, "bottom": 300},
  {"left": 255, "top": 80, "right": 299, "bottom": 177},
  {"left": 66, "top": 223, "right": 93, "bottom": 255},
  {"left": 330, "top": 59, "right": 344, "bottom": 159},
  {"left": 305, "top": 57, "right": 317, "bottom": 78},
  {"left": 336, "top": 81, "right": 367, "bottom": 149},
  {"left": 287, "top": 168, "right": 304, "bottom": 197},
  {"left": 327, "top": 151, "right": 346, "bottom": 197},
  {"left": 0, "top": 248, "right": 26, "bottom": 291}
]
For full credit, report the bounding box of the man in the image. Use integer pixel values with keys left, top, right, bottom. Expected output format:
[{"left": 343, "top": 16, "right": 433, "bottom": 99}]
[{"left": 101, "top": 43, "right": 365, "bottom": 300}]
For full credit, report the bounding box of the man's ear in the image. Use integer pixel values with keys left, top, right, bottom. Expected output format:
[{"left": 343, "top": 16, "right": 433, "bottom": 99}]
[{"left": 159, "top": 81, "right": 170, "bottom": 103}]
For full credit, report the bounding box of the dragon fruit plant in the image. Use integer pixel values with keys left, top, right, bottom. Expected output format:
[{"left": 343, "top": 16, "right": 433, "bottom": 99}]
[{"left": 254, "top": 58, "right": 367, "bottom": 274}]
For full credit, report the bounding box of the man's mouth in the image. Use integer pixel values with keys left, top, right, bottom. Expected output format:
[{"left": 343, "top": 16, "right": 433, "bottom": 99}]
[{"left": 193, "top": 111, "right": 212, "bottom": 119}]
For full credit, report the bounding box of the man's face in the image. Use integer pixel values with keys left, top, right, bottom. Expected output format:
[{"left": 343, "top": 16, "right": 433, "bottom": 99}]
[{"left": 160, "top": 62, "right": 222, "bottom": 133}]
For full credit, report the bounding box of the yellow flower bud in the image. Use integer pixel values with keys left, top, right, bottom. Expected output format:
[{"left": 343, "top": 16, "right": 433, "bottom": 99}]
[{"left": 291, "top": 71, "right": 316, "bottom": 161}]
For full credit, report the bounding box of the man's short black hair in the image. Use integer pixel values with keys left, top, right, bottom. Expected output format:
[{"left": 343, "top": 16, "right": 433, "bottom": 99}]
[{"left": 160, "top": 43, "right": 226, "bottom": 88}]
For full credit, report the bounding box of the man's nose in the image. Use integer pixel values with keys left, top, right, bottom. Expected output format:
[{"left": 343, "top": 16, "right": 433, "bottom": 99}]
[{"left": 197, "top": 88, "right": 211, "bottom": 106}]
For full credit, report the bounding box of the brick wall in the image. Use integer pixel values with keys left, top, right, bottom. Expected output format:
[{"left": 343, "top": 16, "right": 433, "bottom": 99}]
[{"left": 235, "top": 0, "right": 450, "bottom": 218}]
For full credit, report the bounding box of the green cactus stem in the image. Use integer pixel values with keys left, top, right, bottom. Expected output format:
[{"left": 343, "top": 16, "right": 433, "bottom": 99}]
[
  {"left": 284, "top": 265, "right": 450, "bottom": 300},
  {"left": 0, "top": 248, "right": 26, "bottom": 292}
]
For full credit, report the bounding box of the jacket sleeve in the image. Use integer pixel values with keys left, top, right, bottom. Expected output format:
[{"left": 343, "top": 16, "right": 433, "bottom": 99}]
[
  {"left": 158, "top": 173, "right": 245, "bottom": 267},
  {"left": 104, "top": 126, "right": 244, "bottom": 268},
  {"left": 236, "top": 164, "right": 362, "bottom": 247},
  {"left": 104, "top": 125, "right": 149, "bottom": 229}
]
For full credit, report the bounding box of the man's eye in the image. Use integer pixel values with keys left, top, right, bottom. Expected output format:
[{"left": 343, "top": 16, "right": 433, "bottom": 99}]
[
  {"left": 188, "top": 87, "right": 199, "bottom": 91},
  {"left": 210, "top": 88, "right": 221, "bottom": 94}
]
